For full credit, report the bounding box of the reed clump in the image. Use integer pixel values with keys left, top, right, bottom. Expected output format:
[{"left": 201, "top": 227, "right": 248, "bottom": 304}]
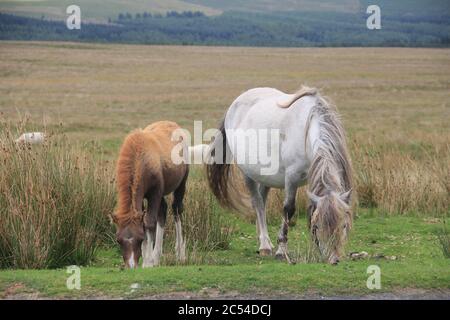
[{"left": 0, "top": 123, "right": 115, "bottom": 269}]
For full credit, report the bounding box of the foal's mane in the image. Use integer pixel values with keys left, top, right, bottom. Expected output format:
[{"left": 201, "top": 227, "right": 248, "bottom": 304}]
[{"left": 114, "top": 129, "right": 146, "bottom": 226}]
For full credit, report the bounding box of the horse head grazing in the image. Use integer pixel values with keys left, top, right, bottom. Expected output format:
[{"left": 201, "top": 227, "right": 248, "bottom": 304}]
[
  {"left": 111, "top": 211, "right": 145, "bottom": 269},
  {"left": 304, "top": 92, "right": 353, "bottom": 264},
  {"left": 308, "top": 190, "right": 352, "bottom": 264}
]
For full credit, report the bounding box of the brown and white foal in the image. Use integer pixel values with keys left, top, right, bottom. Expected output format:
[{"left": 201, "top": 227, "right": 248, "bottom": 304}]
[{"left": 111, "top": 121, "right": 189, "bottom": 268}]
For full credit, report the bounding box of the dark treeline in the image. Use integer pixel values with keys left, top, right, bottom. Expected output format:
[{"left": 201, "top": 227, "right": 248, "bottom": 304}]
[
  {"left": 117, "top": 11, "right": 205, "bottom": 21},
  {"left": 0, "top": 9, "right": 449, "bottom": 47}
]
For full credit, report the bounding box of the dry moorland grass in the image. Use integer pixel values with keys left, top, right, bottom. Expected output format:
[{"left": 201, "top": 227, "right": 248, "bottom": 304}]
[{"left": 0, "top": 41, "right": 449, "bottom": 216}]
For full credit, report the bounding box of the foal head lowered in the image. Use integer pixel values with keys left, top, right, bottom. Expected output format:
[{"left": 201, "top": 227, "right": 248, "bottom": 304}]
[
  {"left": 308, "top": 190, "right": 352, "bottom": 264},
  {"left": 111, "top": 212, "right": 145, "bottom": 268}
]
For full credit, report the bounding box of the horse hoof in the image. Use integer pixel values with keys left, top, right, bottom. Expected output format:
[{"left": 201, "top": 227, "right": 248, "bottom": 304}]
[
  {"left": 329, "top": 259, "right": 340, "bottom": 265},
  {"left": 259, "top": 249, "right": 272, "bottom": 256},
  {"left": 275, "top": 253, "right": 286, "bottom": 260},
  {"left": 328, "top": 255, "right": 340, "bottom": 265}
]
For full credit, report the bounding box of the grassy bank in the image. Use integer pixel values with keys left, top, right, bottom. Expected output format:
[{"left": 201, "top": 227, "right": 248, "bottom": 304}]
[{"left": 0, "top": 213, "right": 449, "bottom": 298}]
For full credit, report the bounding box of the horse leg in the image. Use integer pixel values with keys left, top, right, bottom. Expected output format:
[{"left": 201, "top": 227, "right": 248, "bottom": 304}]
[
  {"left": 151, "top": 198, "right": 167, "bottom": 267},
  {"left": 258, "top": 184, "right": 273, "bottom": 249},
  {"left": 245, "top": 176, "right": 272, "bottom": 256},
  {"left": 142, "top": 192, "right": 164, "bottom": 268},
  {"left": 173, "top": 172, "right": 188, "bottom": 263},
  {"left": 275, "top": 178, "right": 297, "bottom": 260},
  {"left": 142, "top": 199, "right": 156, "bottom": 264}
]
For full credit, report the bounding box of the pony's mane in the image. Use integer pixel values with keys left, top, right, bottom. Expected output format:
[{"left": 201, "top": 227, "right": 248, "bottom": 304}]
[
  {"left": 305, "top": 90, "right": 354, "bottom": 236},
  {"left": 306, "top": 92, "right": 353, "bottom": 196},
  {"left": 114, "top": 129, "right": 146, "bottom": 226}
]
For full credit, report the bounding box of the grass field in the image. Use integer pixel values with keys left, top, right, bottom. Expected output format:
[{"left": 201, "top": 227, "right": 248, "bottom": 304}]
[{"left": 0, "top": 41, "right": 449, "bottom": 299}]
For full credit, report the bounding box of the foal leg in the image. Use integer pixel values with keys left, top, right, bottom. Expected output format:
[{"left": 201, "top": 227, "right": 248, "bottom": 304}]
[
  {"left": 142, "top": 192, "right": 164, "bottom": 268},
  {"left": 245, "top": 176, "right": 272, "bottom": 256},
  {"left": 151, "top": 198, "right": 167, "bottom": 267},
  {"left": 275, "top": 177, "right": 297, "bottom": 260},
  {"left": 173, "top": 172, "right": 188, "bottom": 263},
  {"left": 142, "top": 200, "right": 156, "bottom": 264}
]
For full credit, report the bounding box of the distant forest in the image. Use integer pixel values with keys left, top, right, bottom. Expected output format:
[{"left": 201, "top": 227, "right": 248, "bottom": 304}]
[{"left": 0, "top": 9, "right": 449, "bottom": 47}]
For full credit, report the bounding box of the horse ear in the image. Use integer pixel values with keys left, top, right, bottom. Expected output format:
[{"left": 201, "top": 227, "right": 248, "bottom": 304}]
[
  {"left": 108, "top": 213, "right": 118, "bottom": 225},
  {"left": 307, "top": 191, "right": 322, "bottom": 205},
  {"left": 340, "top": 189, "right": 352, "bottom": 204}
]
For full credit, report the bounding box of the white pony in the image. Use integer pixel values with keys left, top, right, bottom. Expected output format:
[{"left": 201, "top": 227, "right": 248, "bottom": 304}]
[
  {"left": 15, "top": 132, "right": 45, "bottom": 145},
  {"left": 206, "top": 86, "right": 353, "bottom": 264}
]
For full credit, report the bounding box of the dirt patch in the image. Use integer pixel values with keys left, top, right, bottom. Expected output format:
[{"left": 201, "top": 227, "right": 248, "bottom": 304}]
[
  {"left": 139, "top": 288, "right": 450, "bottom": 300},
  {"left": 3, "top": 287, "right": 449, "bottom": 300},
  {"left": 1, "top": 283, "right": 40, "bottom": 300}
]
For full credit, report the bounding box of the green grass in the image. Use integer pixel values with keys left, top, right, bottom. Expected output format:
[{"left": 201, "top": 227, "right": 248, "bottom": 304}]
[
  {"left": 1, "top": 212, "right": 449, "bottom": 298},
  {"left": 437, "top": 222, "right": 450, "bottom": 259}
]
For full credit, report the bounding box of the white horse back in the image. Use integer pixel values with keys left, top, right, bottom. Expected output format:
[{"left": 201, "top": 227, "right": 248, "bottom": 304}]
[{"left": 225, "top": 88, "right": 319, "bottom": 188}]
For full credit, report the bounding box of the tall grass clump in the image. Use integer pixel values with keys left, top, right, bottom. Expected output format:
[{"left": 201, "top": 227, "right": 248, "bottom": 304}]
[
  {"left": 437, "top": 221, "right": 450, "bottom": 259},
  {"left": 265, "top": 139, "right": 449, "bottom": 219},
  {"left": 0, "top": 123, "right": 115, "bottom": 269},
  {"left": 352, "top": 139, "right": 449, "bottom": 216}
]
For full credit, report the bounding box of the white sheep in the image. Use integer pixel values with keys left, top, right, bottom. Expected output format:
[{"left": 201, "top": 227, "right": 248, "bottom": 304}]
[{"left": 15, "top": 132, "right": 45, "bottom": 145}]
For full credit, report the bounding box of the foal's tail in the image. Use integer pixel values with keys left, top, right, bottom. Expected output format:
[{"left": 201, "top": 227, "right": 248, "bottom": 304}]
[{"left": 205, "top": 118, "right": 251, "bottom": 215}]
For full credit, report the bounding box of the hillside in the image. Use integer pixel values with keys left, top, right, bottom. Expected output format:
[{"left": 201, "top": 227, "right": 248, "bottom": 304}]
[
  {"left": 184, "top": 0, "right": 360, "bottom": 13},
  {"left": 1, "top": 0, "right": 449, "bottom": 47},
  {"left": 2, "top": 0, "right": 450, "bottom": 23},
  {"left": 0, "top": 0, "right": 221, "bottom": 22}
]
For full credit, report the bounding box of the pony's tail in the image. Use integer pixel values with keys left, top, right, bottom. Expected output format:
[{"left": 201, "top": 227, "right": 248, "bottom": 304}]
[
  {"left": 277, "top": 85, "right": 317, "bottom": 108},
  {"left": 205, "top": 118, "right": 251, "bottom": 215}
]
